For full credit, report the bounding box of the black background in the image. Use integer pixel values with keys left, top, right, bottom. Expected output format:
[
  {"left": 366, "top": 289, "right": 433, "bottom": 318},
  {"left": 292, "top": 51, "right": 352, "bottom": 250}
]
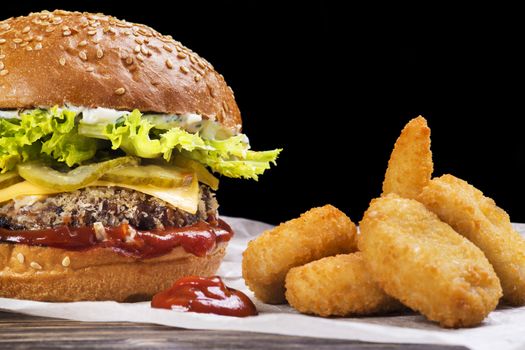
[{"left": 3, "top": 2, "right": 524, "bottom": 224}]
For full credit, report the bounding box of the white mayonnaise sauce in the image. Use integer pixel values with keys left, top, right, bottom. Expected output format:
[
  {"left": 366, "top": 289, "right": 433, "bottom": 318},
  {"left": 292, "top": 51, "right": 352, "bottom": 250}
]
[{"left": 77, "top": 107, "right": 130, "bottom": 125}]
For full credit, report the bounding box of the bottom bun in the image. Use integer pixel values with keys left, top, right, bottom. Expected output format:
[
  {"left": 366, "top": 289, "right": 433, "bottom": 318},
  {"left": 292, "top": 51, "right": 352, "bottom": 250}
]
[{"left": 0, "top": 242, "right": 227, "bottom": 302}]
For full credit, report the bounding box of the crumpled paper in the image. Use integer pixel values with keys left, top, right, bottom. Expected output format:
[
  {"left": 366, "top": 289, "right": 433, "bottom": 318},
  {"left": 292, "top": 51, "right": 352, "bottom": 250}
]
[{"left": 1, "top": 217, "right": 525, "bottom": 350}]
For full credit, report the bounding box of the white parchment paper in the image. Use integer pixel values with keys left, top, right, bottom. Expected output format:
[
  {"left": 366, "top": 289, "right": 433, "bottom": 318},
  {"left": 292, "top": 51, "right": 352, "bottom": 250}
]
[{"left": 1, "top": 217, "right": 525, "bottom": 350}]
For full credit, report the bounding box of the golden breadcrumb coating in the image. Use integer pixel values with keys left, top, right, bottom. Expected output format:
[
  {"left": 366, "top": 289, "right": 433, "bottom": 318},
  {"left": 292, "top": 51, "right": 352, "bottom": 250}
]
[
  {"left": 419, "top": 174, "right": 525, "bottom": 305},
  {"left": 285, "top": 253, "right": 403, "bottom": 316},
  {"left": 382, "top": 116, "right": 433, "bottom": 199},
  {"left": 359, "top": 194, "right": 502, "bottom": 328},
  {"left": 242, "top": 205, "right": 357, "bottom": 304}
]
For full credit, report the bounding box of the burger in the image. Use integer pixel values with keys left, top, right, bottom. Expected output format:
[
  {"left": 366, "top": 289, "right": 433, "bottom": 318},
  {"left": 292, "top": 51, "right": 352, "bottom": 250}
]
[{"left": 0, "top": 10, "right": 280, "bottom": 301}]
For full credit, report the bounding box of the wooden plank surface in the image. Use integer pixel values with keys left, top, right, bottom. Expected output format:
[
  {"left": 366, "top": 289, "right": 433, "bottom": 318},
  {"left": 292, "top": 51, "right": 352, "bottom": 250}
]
[{"left": 0, "top": 311, "right": 467, "bottom": 350}]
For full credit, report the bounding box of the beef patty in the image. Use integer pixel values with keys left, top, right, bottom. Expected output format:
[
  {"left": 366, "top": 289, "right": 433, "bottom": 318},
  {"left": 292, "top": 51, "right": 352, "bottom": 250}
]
[{"left": 0, "top": 185, "right": 218, "bottom": 231}]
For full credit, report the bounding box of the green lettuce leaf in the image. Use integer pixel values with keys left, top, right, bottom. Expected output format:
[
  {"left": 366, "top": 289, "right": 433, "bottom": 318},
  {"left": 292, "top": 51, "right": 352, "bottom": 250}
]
[
  {"left": 104, "top": 110, "right": 162, "bottom": 158},
  {"left": 101, "top": 110, "right": 281, "bottom": 180},
  {"left": 41, "top": 128, "right": 98, "bottom": 167},
  {"left": 0, "top": 107, "right": 281, "bottom": 180},
  {"left": 0, "top": 107, "right": 97, "bottom": 172},
  {"left": 186, "top": 149, "right": 282, "bottom": 180}
]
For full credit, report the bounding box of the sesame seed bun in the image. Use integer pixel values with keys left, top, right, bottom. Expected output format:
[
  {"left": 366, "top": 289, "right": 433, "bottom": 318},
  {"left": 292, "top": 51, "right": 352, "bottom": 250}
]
[
  {"left": 0, "top": 10, "right": 241, "bottom": 132},
  {"left": 0, "top": 242, "right": 227, "bottom": 302}
]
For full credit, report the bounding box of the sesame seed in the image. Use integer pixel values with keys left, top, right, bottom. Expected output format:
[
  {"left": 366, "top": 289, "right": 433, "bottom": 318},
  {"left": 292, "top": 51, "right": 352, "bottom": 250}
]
[
  {"left": 144, "top": 38, "right": 150, "bottom": 44},
  {"left": 30, "top": 261, "right": 42, "bottom": 270},
  {"left": 62, "top": 25, "right": 70, "bottom": 31},
  {"left": 45, "top": 27, "right": 55, "bottom": 33},
  {"left": 0, "top": 55, "right": 5, "bottom": 59},
  {"left": 177, "top": 52, "right": 187, "bottom": 59},
  {"left": 125, "top": 57, "right": 133, "bottom": 65},
  {"left": 79, "top": 51, "right": 88, "bottom": 61},
  {"left": 0, "top": 69, "right": 8, "bottom": 76},
  {"left": 16, "top": 253, "right": 24, "bottom": 263},
  {"left": 59, "top": 57, "right": 66, "bottom": 66},
  {"left": 115, "top": 87, "right": 126, "bottom": 95},
  {"left": 22, "top": 26, "right": 31, "bottom": 33},
  {"left": 62, "top": 256, "right": 71, "bottom": 267},
  {"left": 36, "top": 35, "right": 43, "bottom": 41},
  {"left": 135, "top": 38, "right": 143, "bottom": 44},
  {"left": 0, "top": 39, "right": 6, "bottom": 44},
  {"left": 108, "top": 27, "right": 117, "bottom": 35},
  {"left": 189, "top": 55, "right": 197, "bottom": 64},
  {"left": 194, "top": 75, "right": 201, "bottom": 82},
  {"left": 163, "top": 44, "right": 173, "bottom": 52},
  {"left": 136, "top": 54, "right": 145, "bottom": 62},
  {"left": 86, "top": 67, "right": 94, "bottom": 72},
  {"left": 208, "top": 85, "right": 215, "bottom": 97},
  {"left": 96, "top": 48, "right": 104, "bottom": 59},
  {"left": 141, "top": 45, "right": 149, "bottom": 55},
  {"left": 198, "top": 61, "right": 206, "bottom": 69},
  {"left": 63, "top": 30, "right": 71, "bottom": 36},
  {"left": 180, "top": 66, "right": 189, "bottom": 74},
  {"left": 35, "top": 43, "right": 42, "bottom": 50},
  {"left": 116, "top": 22, "right": 131, "bottom": 28},
  {"left": 87, "top": 30, "right": 97, "bottom": 36},
  {"left": 78, "top": 40, "right": 88, "bottom": 47},
  {"left": 0, "top": 62, "right": 3, "bottom": 70},
  {"left": 26, "top": 46, "right": 33, "bottom": 51},
  {"left": 13, "top": 38, "right": 23, "bottom": 44},
  {"left": 193, "top": 67, "right": 205, "bottom": 76},
  {"left": 20, "top": 42, "right": 28, "bottom": 47},
  {"left": 134, "top": 44, "right": 140, "bottom": 53},
  {"left": 165, "top": 59, "right": 173, "bottom": 69}
]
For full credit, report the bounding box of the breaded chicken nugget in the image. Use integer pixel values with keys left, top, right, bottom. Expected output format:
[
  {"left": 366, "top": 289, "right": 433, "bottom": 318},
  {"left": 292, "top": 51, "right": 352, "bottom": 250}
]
[
  {"left": 285, "top": 253, "right": 403, "bottom": 316},
  {"left": 382, "top": 116, "right": 433, "bottom": 199},
  {"left": 242, "top": 205, "right": 357, "bottom": 304},
  {"left": 359, "top": 194, "right": 502, "bottom": 328},
  {"left": 419, "top": 174, "right": 525, "bottom": 306}
]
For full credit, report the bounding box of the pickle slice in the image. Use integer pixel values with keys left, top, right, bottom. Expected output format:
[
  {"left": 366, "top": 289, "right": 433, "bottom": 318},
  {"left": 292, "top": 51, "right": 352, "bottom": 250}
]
[
  {"left": 101, "top": 164, "right": 194, "bottom": 187},
  {"left": 0, "top": 171, "right": 23, "bottom": 190},
  {"left": 17, "top": 156, "right": 139, "bottom": 191},
  {"left": 172, "top": 156, "right": 219, "bottom": 190}
]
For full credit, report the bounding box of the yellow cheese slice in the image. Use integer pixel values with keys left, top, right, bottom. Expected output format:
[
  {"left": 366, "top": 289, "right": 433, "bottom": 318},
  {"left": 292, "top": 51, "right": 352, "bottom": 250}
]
[{"left": 0, "top": 176, "right": 200, "bottom": 214}]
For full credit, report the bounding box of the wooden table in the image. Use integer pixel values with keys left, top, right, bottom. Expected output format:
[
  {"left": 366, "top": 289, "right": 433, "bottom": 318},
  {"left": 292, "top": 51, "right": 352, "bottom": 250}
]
[{"left": 0, "top": 311, "right": 467, "bottom": 349}]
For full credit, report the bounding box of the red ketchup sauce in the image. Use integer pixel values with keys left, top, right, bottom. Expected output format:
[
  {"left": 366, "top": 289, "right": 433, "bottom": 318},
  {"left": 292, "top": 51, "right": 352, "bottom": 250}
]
[
  {"left": 0, "top": 219, "right": 233, "bottom": 259},
  {"left": 151, "top": 276, "right": 258, "bottom": 317}
]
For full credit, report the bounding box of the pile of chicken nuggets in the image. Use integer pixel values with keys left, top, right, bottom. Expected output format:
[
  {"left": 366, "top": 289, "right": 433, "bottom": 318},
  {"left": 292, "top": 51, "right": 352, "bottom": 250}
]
[{"left": 242, "top": 116, "right": 525, "bottom": 328}]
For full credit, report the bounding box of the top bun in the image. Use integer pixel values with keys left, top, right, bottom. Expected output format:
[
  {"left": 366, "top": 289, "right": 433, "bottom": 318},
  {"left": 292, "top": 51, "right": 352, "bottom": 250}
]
[{"left": 0, "top": 10, "right": 241, "bottom": 131}]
